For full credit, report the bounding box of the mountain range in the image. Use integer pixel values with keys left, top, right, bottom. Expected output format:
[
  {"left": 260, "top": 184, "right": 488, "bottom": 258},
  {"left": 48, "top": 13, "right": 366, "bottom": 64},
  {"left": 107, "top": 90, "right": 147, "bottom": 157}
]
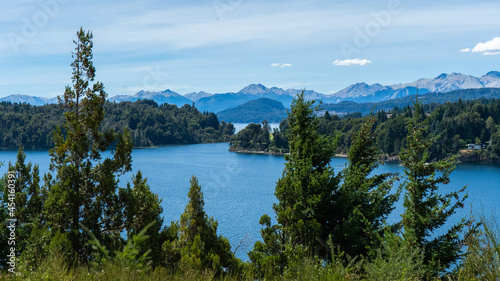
[
  {"left": 2, "top": 71, "right": 500, "bottom": 113},
  {"left": 0, "top": 94, "right": 58, "bottom": 106}
]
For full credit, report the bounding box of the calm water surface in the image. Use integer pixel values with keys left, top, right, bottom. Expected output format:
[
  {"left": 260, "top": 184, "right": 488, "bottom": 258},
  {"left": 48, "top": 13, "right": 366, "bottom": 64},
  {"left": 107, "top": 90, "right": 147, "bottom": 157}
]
[{"left": 1, "top": 143, "right": 499, "bottom": 260}]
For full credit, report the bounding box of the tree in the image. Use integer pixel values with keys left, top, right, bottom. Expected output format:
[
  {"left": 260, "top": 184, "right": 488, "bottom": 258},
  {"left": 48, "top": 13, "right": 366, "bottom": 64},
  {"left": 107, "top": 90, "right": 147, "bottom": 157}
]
[
  {"left": 163, "top": 176, "right": 239, "bottom": 275},
  {"left": 249, "top": 92, "right": 340, "bottom": 274},
  {"left": 399, "top": 99, "right": 469, "bottom": 276},
  {"left": 120, "top": 171, "right": 164, "bottom": 266},
  {"left": 334, "top": 118, "right": 400, "bottom": 258},
  {"left": 0, "top": 147, "right": 47, "bottom": 268},
  {"left": 44, "top": 28, "right": 134, "bottom": 261}
]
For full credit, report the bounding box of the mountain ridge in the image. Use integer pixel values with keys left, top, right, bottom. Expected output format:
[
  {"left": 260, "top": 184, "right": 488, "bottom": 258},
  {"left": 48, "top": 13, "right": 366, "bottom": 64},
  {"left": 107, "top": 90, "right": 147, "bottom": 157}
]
[{"left": 3, "top": 71, "right": 500, "bottom": 112}]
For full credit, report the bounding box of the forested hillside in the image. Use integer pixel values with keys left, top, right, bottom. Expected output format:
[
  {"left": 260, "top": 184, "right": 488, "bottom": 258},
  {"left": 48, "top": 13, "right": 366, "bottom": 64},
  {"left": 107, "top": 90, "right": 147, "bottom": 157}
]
[
  {"left": 0, "top": 99, "right": 234, "bottom": 149},
  {"left": 231, "top": 98, "right": 500, "bottom": 161}
]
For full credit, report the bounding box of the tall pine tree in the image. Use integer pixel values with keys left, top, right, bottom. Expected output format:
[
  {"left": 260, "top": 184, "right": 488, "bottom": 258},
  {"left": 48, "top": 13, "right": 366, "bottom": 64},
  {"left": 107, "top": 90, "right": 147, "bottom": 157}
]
[
  {"left": 334, "top": 118, "right": 400, "bottom": 258},
  {"left": 44, "top": 28, "right": 134, "bottom": 261},
  {"left": 399, "top": 99, "right": 469, "bottom": 275},
  {"left": 249, "top": 92, "right": 340, "bottom": 274},
  {"left": 163, "top": 176, "right": 239, "bottom": 275}
]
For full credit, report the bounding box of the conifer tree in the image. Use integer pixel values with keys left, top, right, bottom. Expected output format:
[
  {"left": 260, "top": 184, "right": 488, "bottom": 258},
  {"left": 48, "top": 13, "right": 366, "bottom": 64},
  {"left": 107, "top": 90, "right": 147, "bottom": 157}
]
[
  {"left": 399, "top": 99, "right": 469, "bottom": 275},
  {"left": 249, "top": 92, "right": 340, "bottom": 273},
  {"left": 0, "top": 148, "right": 47, "bottom": 269},
  {"left": 44, "top": 28, "right": 133, "bottom": 260},
  {"left": 120, "top": 171, "right": 164, "bottom": 266},
  {"left": 164, "top": 176, "right": 239, "bottom": 275},
  {"left": 335, "top": 118, "right": 400, "bottom": 258}
]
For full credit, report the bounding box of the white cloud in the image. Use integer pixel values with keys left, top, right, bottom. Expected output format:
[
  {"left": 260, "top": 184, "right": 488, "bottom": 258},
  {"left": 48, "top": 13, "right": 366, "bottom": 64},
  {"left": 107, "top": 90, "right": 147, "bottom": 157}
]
[
  {"left": 332, "top": 58, "right": 371, "bottom": 66},
  {"left": 271, "top": 63, "right": 292, "bottom": 68},
  {"left": 461, "top": 37, "right": 500, "bottom": 55}
]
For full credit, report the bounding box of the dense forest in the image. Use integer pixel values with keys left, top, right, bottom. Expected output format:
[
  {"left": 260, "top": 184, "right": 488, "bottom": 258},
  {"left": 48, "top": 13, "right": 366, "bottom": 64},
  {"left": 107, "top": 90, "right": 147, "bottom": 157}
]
[
  {"left": 0, "top": 99, "right": 234, "bottom": 149},
  {"left": 231, "top": 98, "right": 500, "bottom": 161},
  {"left": 1, "top": 29, "right": 500, "bottom": 281}
]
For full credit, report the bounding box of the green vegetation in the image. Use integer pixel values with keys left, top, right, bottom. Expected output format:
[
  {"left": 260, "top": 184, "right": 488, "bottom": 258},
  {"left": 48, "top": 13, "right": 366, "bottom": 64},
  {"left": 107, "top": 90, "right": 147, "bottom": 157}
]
[
  {"left": 398, "top": 99, "right": 469, "bottom": 277},
  {"left": 232, "top": 98, "right": 500, "bottom": 161},
  {"left": 1, "top": 30, "right": 498, "bottom": 280},
  {"left": 0, "top": 99, "right": 234, "bottom": 150},
  {"left": 229, "top": 120, "right": 289, "bottom": 154}
]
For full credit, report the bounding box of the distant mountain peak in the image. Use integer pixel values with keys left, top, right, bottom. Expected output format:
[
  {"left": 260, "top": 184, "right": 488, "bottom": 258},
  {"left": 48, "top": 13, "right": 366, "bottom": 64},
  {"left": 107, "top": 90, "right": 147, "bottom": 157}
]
[
  {"left": 436, "top": 73, "right": 448, "bottom": 79},
  {"left": 483, "top": 71, "right": 500, "bottom": 78},
  {"left": 184, "top": 91, "right": 213, "bottom": 101},
  {"left": 238, "top": 83, "right": 269, "bottom": 95}
]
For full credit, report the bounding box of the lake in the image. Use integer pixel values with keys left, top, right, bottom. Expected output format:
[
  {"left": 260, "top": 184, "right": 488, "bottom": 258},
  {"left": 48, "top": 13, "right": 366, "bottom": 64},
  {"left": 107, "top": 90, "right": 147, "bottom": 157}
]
[{"left": 1, "top": 143, "right": 499, "bottom": 260}]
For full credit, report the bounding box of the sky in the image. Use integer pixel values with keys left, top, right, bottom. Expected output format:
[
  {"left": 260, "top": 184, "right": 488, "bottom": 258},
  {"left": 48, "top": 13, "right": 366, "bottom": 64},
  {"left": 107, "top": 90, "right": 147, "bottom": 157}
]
[{"left": 1, "top": 0, "right": 500, "bottom": 98}]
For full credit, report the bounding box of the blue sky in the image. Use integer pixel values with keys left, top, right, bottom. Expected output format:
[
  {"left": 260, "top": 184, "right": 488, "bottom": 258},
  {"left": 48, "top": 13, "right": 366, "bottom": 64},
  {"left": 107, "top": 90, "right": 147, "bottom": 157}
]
[{"left": 1, "top": 0, "right": 500, "bottom": 98}]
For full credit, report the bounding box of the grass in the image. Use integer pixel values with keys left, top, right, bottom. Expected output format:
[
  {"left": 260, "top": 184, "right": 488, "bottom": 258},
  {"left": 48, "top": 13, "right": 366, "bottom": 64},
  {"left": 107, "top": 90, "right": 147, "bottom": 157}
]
[{"left": 2, "top": 216, "right": 499, "bottom": 281}]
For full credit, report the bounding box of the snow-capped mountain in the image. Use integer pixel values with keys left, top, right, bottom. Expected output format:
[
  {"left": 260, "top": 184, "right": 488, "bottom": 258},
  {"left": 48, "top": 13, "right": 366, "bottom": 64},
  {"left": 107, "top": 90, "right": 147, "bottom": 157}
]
[
  {"left": 108, "top": 89, "right": 192, "bottom": 107},
  {"left": 2, "top": 71, "right": 499, "bottom": 111},
  {"left": 184, "top": 91, "right": 213, "bottom": 101},
  {"left": 325, "top": 71, "right": 500, "bottom": 103},
  {"left": 0, "top": 94, "right": 58, "bottom": 106}
]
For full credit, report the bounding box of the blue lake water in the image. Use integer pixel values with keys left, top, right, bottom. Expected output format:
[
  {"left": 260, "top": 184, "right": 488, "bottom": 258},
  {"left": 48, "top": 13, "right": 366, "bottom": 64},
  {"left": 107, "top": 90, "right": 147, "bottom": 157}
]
[{"left": 1, "top": 143, "right": 499, "bottom": 260}]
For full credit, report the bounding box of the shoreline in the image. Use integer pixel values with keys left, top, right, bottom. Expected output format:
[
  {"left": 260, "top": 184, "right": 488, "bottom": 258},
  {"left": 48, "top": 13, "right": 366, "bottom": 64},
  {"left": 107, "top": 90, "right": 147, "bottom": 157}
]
[
  {"left": 229, "top": 149, "right": 500, "bottom": 164},
  {"left": 228, "top": 148, "right": 288, "bottom": 156}
]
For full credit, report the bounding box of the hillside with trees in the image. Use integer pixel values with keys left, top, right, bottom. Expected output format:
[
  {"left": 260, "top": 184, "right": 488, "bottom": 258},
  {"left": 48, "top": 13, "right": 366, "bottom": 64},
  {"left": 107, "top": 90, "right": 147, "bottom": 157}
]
[
  {"left": 231, "top": 98, "right": 500, "bottom": 162},
  {"left": 0, "top": 99, "right": 234, "bottom": 150}
]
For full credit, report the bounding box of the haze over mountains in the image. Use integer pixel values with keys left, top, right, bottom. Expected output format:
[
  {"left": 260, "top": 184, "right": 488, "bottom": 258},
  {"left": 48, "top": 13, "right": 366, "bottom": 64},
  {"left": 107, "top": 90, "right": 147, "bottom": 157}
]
[{"left": 2, "top": 71, "right": 500, "bottom": 112}]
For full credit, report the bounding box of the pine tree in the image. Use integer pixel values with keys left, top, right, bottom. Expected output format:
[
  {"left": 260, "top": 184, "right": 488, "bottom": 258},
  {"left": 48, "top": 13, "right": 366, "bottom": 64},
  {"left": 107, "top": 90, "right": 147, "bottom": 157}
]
[
  {"left": 44, "top": 28, "right": 133, "bottom": 261},
  {"left": 0, "top": 148, "right": 48, "bottom": 268},
  {"left": 334, "top": 118, "right": 400, "bottom": 258},
  {"left": 249, "top": 92, "right": 340, "bottom": 273},
  {"left": 399, "top": 99, "right": 469, "bottom": 275},
  {"left": 120, "top": 171, "right": 164, "bottom": 266},
  {"left": 164, "top": 176, "right": 239, "bottom": 275}
]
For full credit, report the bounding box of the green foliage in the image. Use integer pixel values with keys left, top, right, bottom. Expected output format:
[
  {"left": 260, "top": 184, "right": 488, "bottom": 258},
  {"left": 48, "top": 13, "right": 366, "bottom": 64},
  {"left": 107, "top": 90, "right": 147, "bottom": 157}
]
[
  {"left": 120, "top": 171, "right": 164, "bottom": 266},
  {"left": 364, "top": 231, "right": 427, "bottom": 280},
  {"left": 249, "top": 92, "right": 340, "bottom": 275},
  {"left": 163, "top": 176, "right": 240, "bottom": 276},
  {"left": 230, "top": 120, "right": 288, "bottom": 153},
  {"left": 0, "top": 147, "right": 47, "bottom": 268},
  {"left": 43, "top": 28, "right": 133, "bottom": 262},
  {"left": 0, "top": 100, "right": 234, "bottom": 150},
  {"left": 399, "top": 98, "right": 469, "bottom": 275},
  {"left": 458, "top": 215, "right": 500, "bottom": 280},
  {"left": 333, "top": 118, "right": 400, "bottom": 258},
  {"left": 87, "top": 222, "right": 154, "bottom": 272}
]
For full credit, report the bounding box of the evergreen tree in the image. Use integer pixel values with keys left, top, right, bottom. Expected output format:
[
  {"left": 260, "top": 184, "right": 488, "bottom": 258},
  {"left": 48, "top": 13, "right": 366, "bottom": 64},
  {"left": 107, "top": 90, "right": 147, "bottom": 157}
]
[
  {"left": 120, "top": 171, "right": 164, "bottom": 266},
  {"left": 249, "top": 92, "right": 340, "bottom": 273},
  {"left": 44, "top": 28, "right": 134, "bottom": 261},
  {"left": 334, "top": 118, "right": 400, "bottom": 258},
  {"left": 399, "top": 99, "right": 469, "bottom": 275},
  {"left": 0, "top": 148, "right": 47, "bottom": 268},
  {"left": 163, "top": 176, "right": 239, "bottom": 275}
]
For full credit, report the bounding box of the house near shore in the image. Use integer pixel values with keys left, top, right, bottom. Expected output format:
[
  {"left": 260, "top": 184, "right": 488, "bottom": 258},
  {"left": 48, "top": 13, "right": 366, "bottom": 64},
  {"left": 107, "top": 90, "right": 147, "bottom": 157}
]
[{"left": 467, "top": 143, "right": 486, "bottom": 150}]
